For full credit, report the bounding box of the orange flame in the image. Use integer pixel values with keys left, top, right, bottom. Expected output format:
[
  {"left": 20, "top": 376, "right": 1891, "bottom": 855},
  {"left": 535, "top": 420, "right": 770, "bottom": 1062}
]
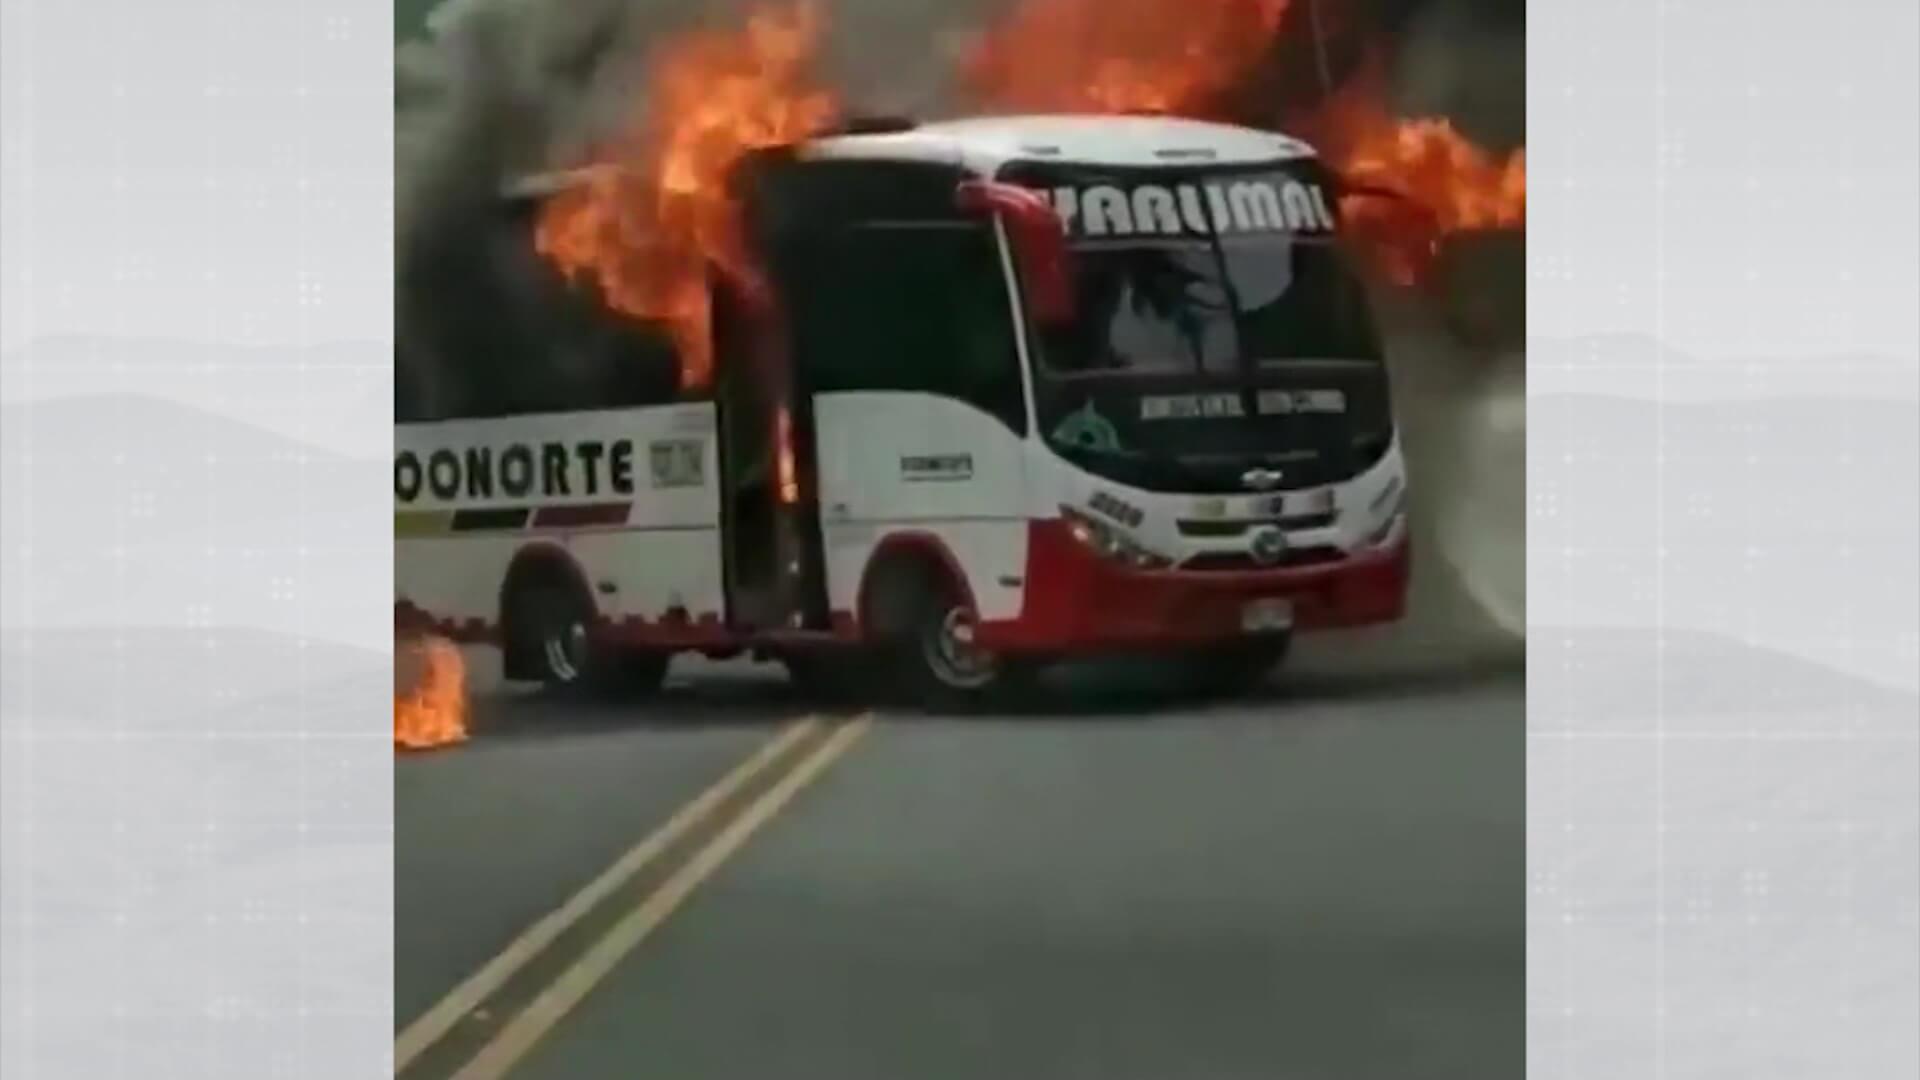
[
  {"left": 1309, "top": 70, "right": 1526, "bottom": 285},
  {"left": 963, "top": 0, "right": 1524, "bottom": 287},
  {"left": 395, "top": 635, "right": 469, "bottom": 751},
  {"left": 775, "top": 403, "right": 800, "bottom": 504},
  {"left": 535, "top": 2, "right": 838, "bottom": 390},
  {"left": 963, "top": 0, "right": 1289, "bottom": 115}
]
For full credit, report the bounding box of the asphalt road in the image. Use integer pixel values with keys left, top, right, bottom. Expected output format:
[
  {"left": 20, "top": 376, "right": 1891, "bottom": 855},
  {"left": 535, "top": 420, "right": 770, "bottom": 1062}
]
[{"left": 396, "top": 658, "right": 1524, "bottom": 1080}]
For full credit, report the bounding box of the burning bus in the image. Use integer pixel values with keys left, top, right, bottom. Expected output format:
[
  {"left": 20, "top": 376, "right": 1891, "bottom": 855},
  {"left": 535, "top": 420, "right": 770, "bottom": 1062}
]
[{"left": 395, "top": 113, "right": 1410, "bottom": 703}]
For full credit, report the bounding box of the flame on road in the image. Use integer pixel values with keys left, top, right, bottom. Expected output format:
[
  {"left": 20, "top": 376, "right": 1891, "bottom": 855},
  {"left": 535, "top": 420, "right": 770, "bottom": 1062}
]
[{"left": 395, "top": 635, "right": 469, "bottom": 751}]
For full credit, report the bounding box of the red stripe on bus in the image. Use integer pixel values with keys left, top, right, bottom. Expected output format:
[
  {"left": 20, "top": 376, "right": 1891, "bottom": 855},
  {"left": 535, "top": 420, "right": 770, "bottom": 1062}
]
[{"left": 531, "top": 502, "right": 631, "bottom": 528}]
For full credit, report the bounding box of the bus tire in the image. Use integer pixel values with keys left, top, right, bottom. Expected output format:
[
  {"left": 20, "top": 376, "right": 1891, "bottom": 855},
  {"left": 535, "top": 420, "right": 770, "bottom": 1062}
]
[
  {"left": 889, "top": 569, "right": 1005, "bottom": 709},
  {"left": 505, "top": 577, "right": 666, "bottom": 699}
]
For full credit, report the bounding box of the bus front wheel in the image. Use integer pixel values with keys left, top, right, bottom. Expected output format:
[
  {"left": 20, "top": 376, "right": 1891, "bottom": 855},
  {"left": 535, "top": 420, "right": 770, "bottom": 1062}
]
[
  {"left": 916, "top": 602, "right": 1001, "bottom": 698},
  {"left": 867, "top": 557, "right": 1040, "bottom": 708},
  {"left": 891, "top": 577, "right": 1007, "bottom": 708}
]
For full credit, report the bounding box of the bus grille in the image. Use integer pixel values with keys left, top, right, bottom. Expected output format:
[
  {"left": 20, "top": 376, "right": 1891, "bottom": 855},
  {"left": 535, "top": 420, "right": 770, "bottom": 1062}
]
[
  {"left": 1180, "top": 546, "right": 1346, "bottom": 572},
  {"left": 1177, "top": 513, "right": 1337, "bottom": 538}
]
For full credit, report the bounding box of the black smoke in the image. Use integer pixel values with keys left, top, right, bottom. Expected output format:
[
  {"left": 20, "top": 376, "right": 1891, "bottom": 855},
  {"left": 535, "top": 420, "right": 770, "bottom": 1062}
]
[{"left": 395, "top": 0, "right": 1525, "bottom": 411}]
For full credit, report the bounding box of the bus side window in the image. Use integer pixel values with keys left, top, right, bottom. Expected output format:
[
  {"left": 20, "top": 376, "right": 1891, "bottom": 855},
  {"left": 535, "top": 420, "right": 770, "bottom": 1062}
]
[
  {"left": 395, "top": 341, "right": 430, "bottom": 422},
  {"left": 793, "top": 223, "right": 1027, "bottom": 436}
]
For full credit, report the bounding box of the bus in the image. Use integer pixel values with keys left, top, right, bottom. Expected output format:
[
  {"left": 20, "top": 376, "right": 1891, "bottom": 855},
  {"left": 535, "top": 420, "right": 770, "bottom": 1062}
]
[{"left": 395, "top": 114, "right": 1411, "bottom": 704}]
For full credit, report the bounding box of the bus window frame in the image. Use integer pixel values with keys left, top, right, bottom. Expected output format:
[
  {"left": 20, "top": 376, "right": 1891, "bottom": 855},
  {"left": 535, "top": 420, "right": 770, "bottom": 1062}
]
[{"left": 778, "top": 216, "right": 1033, "bottom": 439}]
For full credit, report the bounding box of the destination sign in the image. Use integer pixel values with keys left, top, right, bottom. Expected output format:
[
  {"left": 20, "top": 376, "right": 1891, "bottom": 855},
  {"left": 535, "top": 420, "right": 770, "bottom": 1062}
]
[
  {"left": 1139, "top": 389, "right": 1348, "bottom": 421},
  {"left": 1040, "top": 176, "right": 1338, "bottom": 240}
]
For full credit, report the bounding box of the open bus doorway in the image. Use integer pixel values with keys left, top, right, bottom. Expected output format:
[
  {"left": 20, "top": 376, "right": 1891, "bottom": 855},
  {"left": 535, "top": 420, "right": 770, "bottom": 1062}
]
[{"left": 711, "top": 275, "right": 831, "bottom": 637}]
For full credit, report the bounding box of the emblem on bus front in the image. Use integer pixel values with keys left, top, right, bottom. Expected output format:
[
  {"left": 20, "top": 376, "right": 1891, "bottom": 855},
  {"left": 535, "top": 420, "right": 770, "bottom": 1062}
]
[
  {"left": 1241, "top": 467, "right": 1284, "bottom": 491},
  {"left": 1249, "top": 527, "right": 1289, "bottom": 566}
]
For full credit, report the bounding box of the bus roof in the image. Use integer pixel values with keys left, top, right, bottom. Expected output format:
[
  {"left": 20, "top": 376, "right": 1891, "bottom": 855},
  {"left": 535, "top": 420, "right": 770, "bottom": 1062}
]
[
  {"left": 501, "top": 114, "right": 1318, "bottom": 200},
  {"left": 805, "top": 114, "right": 1317, "bottom": 172}
]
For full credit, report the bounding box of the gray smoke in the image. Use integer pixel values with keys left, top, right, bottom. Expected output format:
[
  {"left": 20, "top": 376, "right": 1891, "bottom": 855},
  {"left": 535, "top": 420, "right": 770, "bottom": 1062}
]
[{"left": 1330, "top": 7, "right": 1526, "bottom": 672}]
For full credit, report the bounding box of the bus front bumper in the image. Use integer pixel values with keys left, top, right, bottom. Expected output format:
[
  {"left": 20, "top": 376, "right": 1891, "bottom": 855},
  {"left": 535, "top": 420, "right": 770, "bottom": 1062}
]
[{"left": 978, "top": 518, "right": 1411, "bottom": 655}]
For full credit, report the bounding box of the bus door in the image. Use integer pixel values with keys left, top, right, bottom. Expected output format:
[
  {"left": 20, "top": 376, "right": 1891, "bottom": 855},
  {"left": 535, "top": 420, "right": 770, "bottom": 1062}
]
[{"left": 712, "top": 275, "right": 831, "bottom": 633}]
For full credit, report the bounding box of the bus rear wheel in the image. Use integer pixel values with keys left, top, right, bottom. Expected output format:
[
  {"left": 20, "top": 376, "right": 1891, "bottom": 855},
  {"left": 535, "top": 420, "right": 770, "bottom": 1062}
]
[{"left": 507, "top": 578, "right": 667, "bottom": 699}]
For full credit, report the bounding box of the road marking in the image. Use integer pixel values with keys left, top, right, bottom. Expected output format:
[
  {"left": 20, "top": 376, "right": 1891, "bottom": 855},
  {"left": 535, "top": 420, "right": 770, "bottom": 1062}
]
[
  {"left": 394, "top": 717, "right": 822, "bottom": 1071},
  {"left": 448, "top": 714, "right": 875, "bottom": 1080}
]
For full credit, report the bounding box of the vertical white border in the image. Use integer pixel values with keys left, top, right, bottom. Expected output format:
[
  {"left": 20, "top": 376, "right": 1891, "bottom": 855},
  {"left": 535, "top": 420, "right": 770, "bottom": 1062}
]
[
  {"left": 1529, "top": 0, "right": 1919, "bottom": 1076},
  {"left": 1, "top": 0, "right": 393, "bottom": 1077}
]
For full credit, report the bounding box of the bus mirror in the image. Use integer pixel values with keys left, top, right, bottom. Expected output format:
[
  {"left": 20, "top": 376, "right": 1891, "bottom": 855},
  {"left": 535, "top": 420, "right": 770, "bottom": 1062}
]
[{"left": 956, "top": 180, "right": 1076, "bottom": 326}]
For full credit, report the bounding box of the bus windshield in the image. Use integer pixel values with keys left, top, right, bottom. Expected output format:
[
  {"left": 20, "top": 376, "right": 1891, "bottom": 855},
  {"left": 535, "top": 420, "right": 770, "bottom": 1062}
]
[
  {"left": 997, "top": 159, "right": 1384, "bottom": 381},
  {"left": 997, "top": 159, "right": 1394, "bottom": 492},
  {"left": 1038, "top": 232, "right": 1380, "bottom": 379}
]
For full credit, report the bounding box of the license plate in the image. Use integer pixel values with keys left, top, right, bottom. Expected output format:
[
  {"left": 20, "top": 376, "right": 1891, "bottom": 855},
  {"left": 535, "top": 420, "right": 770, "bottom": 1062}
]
[{"left": 1241, "top": 598, "right": 1295, "bottom": 632}]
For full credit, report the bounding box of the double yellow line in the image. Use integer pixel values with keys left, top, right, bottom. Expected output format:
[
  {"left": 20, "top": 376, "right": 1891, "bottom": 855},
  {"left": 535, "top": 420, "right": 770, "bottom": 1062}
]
[{"left": 396, "top": 714, "right": 874, "bottom": 1079}]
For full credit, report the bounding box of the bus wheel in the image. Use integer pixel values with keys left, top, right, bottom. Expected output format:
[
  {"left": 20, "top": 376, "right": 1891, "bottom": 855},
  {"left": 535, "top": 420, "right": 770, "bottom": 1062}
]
[
  {"left": 508, "top": 580, "right": 666, "bottom": 699},
  {"left": 901, "top": 588, "right": 1004, "bottom": 708}
]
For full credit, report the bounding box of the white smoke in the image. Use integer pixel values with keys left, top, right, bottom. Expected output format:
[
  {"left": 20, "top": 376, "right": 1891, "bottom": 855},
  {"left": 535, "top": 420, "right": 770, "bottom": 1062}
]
[{"left": 1381, "top": 11, "right": 1525, "bottom": 657}]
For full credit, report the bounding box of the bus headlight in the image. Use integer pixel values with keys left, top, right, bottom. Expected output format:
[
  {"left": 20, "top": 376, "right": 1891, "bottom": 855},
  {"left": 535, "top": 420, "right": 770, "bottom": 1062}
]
[
  {"left": 1365, "top": 477, "right": 1406, "bottom": 547},
  {"left": 1368, "top": 475, "right": 1404, "bottom": 517},
  {"left": 1062, "top": 508, "right": 1171, "bottom": 570},
  {"left": 1365, "top": 511, "right": 1406, "bottom": 548}
]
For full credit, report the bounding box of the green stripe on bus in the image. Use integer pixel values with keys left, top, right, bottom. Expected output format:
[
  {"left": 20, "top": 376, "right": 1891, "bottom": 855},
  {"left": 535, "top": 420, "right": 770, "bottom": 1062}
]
[
  {"left": 452, "top": 507, "right": 534, "bottom": 532},
  {"left": 394, "top": 510, "right": 456, "bottom": 537}
]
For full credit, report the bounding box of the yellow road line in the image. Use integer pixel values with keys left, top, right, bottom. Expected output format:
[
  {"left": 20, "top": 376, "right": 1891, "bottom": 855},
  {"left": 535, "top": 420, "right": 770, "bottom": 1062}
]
[
  {"left": 394, "top": 717, "right": 823, "bottom": 1071},
  {"left": 449, "top": 715, "right": 875, "bottom": 1080}
]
